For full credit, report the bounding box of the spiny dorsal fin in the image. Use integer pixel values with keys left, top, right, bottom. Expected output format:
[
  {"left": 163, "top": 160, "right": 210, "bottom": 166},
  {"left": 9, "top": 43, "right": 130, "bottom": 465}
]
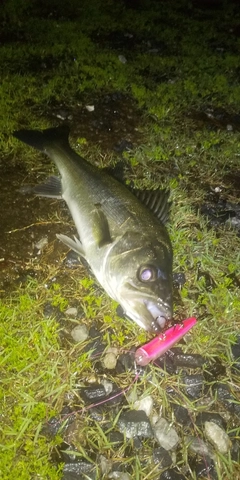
[{"left": 132, "top": 189, "right": 171, "bottom": 224}]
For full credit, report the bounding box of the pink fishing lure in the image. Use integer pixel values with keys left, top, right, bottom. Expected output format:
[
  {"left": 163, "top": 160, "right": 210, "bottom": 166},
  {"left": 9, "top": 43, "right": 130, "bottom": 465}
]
[{"left": 135, "top": 317, "right": 197, "bottom": 366}]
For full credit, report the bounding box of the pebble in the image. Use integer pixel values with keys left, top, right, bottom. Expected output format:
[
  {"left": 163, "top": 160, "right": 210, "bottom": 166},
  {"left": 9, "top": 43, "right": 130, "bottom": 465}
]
[
  {"left": 196, "top": 411, "right": 226, "bottom": 430},
  {"left": 66, "top": 307, "right": 78, "bottom": 317},
  {"left": 153, "top": 418, "right": 179, "bottom": 450},
  {"left": 108, "top": 473, "right": 132, "bottom": 480},
  {"left": 204, "top": 421, "right": 231, "bottom": 454},
  {"left": 182, "top": 373, "right": 204, "bottom": 399},
  {"left": 134, "top": 395, "right": 153, "bottom": 417},
  {"left": 152, "top": 446, "right": 172, "bottom": 468},
  {"left": 35, "top": 236, "right": 48, "bottom": 251},
  {"left": 171, "top": 404, "right": 192, "bottom": 426},
  {"left": 215, "top": 383, "right": 240, "bottom": 418},
  {"left": 189, "top": 457, "right": 217, "bottom": 479},
  {"left": 172, "top": 353, "right": 205, "bottom": 368},
  {"left": 80, "top": 381, "right": 121, "bottom": 406},
  {"left": 118, "top": 410, "right": 153, "bottom": 438},
  {"left": 185, "top": 435, "right": 215, "bottom": 459},
  {"left": 99, "top": 455, "right": 112, "bottom": 476},
  {"left": 64, "top": 250, "right": 81, "bottom": 268},
  {"left": 159, "top": 467, "right": 185, "bottom": 480},
  {"left": 118, "top": 54, "right": 127, "bottom": 63},
  {"left": 71, "top": 324, "right": 89, "bottom": 342},
  {"left": 103, "top": 352, "right": 117, "bottom": 369}
]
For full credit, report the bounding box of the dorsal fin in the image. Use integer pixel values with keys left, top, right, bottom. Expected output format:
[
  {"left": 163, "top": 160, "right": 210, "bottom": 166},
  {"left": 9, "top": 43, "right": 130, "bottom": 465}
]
[{"left": 132, "top": 189, "right": 171, "bottom": 224}]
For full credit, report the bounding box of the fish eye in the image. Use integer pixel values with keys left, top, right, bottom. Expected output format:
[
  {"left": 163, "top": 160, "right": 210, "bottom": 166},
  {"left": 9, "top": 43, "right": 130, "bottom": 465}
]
[{"left": 138, "top": 265, "right": 158, "bottom": 282}]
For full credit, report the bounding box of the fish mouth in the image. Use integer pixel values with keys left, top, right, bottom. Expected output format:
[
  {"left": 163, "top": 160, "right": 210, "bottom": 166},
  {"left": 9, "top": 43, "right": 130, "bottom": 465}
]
[{"left": 123, "top": 294, "right": 172, "bottom": 333}]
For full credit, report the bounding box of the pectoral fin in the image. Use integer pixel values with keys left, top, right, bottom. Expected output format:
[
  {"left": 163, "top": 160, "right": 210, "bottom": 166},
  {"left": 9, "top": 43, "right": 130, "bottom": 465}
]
[
  {"left": 57, "top": 234, "right": 86, "bottom": 258},
  {"left": 92, "top": 204, "right": 112, "bottom": 248}
]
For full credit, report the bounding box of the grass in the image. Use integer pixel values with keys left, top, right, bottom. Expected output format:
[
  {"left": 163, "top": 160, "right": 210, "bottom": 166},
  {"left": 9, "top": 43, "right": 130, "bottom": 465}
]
[{"left": 1, "top": 0, "right": 240, "bottom": 478}]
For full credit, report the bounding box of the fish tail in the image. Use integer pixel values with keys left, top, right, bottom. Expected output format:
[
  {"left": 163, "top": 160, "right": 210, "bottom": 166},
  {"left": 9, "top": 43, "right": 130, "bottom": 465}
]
[{"left": 13, "top": 125, "right": 70, "bottom": 152}]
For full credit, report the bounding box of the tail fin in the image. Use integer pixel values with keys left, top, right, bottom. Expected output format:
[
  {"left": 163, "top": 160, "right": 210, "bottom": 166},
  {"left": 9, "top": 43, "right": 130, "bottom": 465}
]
[{"left": 13, "top": 125, "right": 70, "bottom": 152}]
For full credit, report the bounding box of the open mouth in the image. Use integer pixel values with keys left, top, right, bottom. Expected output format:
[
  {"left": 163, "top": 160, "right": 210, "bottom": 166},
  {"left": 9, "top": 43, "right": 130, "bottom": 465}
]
[{"left": 145, "top": 300, "right": 172, "bottom": 331}]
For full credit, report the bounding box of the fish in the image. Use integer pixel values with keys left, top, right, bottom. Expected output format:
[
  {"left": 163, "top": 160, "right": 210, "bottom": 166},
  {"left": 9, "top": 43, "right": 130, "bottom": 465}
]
[{"left": 13, "top": 126, "right": 173, "bottom": 332}]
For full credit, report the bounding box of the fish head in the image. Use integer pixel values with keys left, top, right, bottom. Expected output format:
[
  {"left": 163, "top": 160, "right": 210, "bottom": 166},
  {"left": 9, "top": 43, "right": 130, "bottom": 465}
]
[{"left": 104, "top": 233, "right": 173, "bottom": 333}]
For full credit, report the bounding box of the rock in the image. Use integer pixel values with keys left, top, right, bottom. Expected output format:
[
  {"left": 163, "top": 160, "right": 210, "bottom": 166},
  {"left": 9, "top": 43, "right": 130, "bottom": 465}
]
[
  {"left": 172, "top": 353, "right": 205, "bottom": 368},
  {"left": 134, "top": 395, "right": 153, "bottom": 417},
  {"left": 64, "top": 250, "right": 81, "bottom": 268},
  {"left": 99, "top": 455, "right": 112, "bottom": 475},
  {"left": 153, "top": 418, "right": 179, "bottom": 450},
  {"left": 152, "top": 446, "right": 172, "bottom": 468},
  {"left": 159, "top": 467, "right": 186, "bottom": 480},
  {"left": 103, "top": 347, "right": 118, "bottom": 370},
  {"left": 107, "top": 431, "right": 124, "bottom": 446},
  {"left": 66, "top": 307, "right": 78, "bottom": 317},
  {"left": 118, "top": 54, "right": 127, "bottom": 63},
  {"left": 189, "top": 456, "right": 217, "bottom": 479},
  {"left": 108, "top": 472, "right": 132, "bottom": 480},
  {"left": 182, "top": 373, "right": 204, "bottom": 399},
  {"left": 173, "top": 271, "right": 186, "bottom": 287},
  {"left": 204, "top": 421, "right": 231, "bottom": 454},
  {"left": 71, "top": 324, "right": 89, "bottom": 342},
  {"left": 171, "top": 404, "right": 192, "bottom": 426},
  {"left": 116, "top": 352, "right": 135, "bottom": 373},
  {"left": 215, "top": 383, "right": 240, "bottom": 418},
  {"left": 185, "top": 435, "right": 215, "bottom": 459},
  {"left": 196, "top": 412, "right": 226, "bottom": 430},
  {"left": 118, "top": 410, "right": 153, "bottom": 438},
  {"left": 231, "top": 336, "right": 240, "bottom": 373},
  {"left": 80, "top": 382, "right": 121, "bottom": 406},
  {"left": 35, "top": 236, "right": 48, "bottom": 251}
]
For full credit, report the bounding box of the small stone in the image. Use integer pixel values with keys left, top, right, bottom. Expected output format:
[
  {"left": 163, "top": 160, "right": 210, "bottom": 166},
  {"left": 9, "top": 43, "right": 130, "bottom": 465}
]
[
  {"left": 185, "top": 435, "right": 215, "bottom": 459},
  {"left": 182, "top": 373, "right": 204, "bottom": 399},
  {"left": 134, "top": 395, "right": 153, "bottom": 417},
  {"left": 66, "top": 307, "right": 78, "bottom": 317},
  {"left": 35, "top": 236, "right": 48, "bottom": 251},
  {"left": 103, "top": 352, "right": 117, "bottom": 370},
  {"left": 204, "top": 421, "right": 231, "bottom": 454},
  {"left": 159, "top": 468, "right": 185, "bottom": 480},
  {"left": 196, "top": 412, "right": 226, "bottom": 430},
  {"left": 99, "top": 455, "right": 112, "bottom": 475},
  {"left": 171, "top": 404, "right": 192, "bottom": 426},
  {"left": 172, "top": 353, "right": 205, "bottom": 368},
  {"left": 71, "top": 324, "right": 89, "bottom": 343},
  {"left": 107, "top": 431, "right": 124, "bottom": 446},
  {"left": 152, "top": 446, "right": 172, "bottom": 468},
  {"left": 118, "top": 55, "right": 127, "bottom": 64},
  {"left": 118, "top": 410, "right": 153, "bottom": 438},
  {"left": 153, "top": 418, "right": 179, "bottom": 450},
  {"left": 86, "top": 105, "right": 95, "bottom": 112},
  {"left": 109, "top": 473, "right": 131, "bottom": 480},
  {"left": 102, "top": 379, "right": 113, "bottom": 395}
]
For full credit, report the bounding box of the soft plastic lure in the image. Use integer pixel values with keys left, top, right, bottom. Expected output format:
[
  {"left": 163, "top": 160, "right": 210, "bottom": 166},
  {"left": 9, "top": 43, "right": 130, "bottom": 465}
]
[{"left": 135, "top": 317, "right": 197, "bottom": 366}]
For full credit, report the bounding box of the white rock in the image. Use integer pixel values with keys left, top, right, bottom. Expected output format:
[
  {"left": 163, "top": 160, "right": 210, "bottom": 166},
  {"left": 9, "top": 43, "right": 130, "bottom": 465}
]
[
  {"left": 85, "top": 105, "right": 95, "bottom": 112},
  {"left": 103, "top": 352, "right": 117, "bottom": 370},
  {"left": 153, "top": 418, "right": 179, "bottom": 450},
  {"left": 204, "top": 421, "right": 231, "bottom": 454},
  {"left": 118, "top": 55, "right": 127, "bottom": 64},
  {"left": 71, "top": 324, "right": 89, "bottom": 342},
  {"left": 65, "top": 307, "right": 78, "bottom": 317},
  {"left": 134, "top": 395, "right": 153, "bottom": 417}
]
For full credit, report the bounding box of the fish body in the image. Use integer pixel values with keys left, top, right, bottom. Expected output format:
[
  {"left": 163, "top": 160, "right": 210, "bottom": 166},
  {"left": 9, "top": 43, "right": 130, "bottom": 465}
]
[{"left": 13, "top": 126, "right": 173, "bottom": 332}]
